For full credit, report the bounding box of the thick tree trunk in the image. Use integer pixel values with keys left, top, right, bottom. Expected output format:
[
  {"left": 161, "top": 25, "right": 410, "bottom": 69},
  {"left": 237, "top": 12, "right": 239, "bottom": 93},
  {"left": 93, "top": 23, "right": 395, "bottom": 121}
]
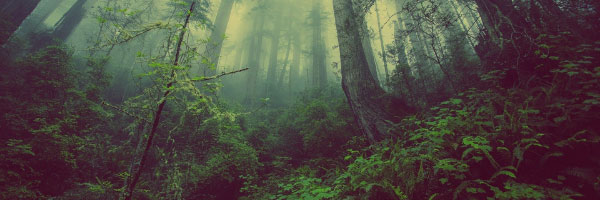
[
  {"left": 360, "top": 21, "right": 380, "bottom": 85},
  {"left": 474, "top": 0, "right": 503, "bottom": 50},
  {"left": 473, "top": 0, "right": 540, "bottom": 87},
  {"left": 0, "top": 0, "right": 40, "bottom": 44},
  {"left": 52, "top": 0, "right": 87, "bottom": 40},
  {"left": 333, "top": 0, "right": 396, "bottom": 143},
  {"left": 9, "top": 0, "right": 62, "bottom": 40},
  {"left": 393, "top": 21, "right": 413, "bottom": 98},
  {"left": 204, "top": 0, "right": 235, "bottom": 76}
]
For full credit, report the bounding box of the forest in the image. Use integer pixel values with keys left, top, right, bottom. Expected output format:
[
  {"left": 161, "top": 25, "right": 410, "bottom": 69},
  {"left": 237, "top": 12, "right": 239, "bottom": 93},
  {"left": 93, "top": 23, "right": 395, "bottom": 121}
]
[{"left": 1, "top": 0, "right": 599, "bottom": 199}]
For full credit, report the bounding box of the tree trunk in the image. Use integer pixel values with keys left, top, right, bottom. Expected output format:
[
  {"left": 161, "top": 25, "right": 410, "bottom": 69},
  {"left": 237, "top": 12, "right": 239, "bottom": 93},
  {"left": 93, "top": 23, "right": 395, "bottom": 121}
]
[
  {"left": 333, "top": 0, "right": 396, "bottom": 143},
  {"left": 204, "top": 0, "right": 235, "bottom": 76},
  {"left": 393, "top": 21, "right": 413, "bottom": 98},
  {"left": 266, "top": 16, "right": 282, "bottom": 96},
  {"left": 311, "top": 2, "right": 327, "bottom": 88},
  {"left": 52, "top": 0, "right": 87, "bottom": 40},
  {"left": 9, "top": 0, "right": 63, "bottom": 39},
  {"left": 396, "top": 0, "right": 429, "bottom": 79},
  {"left": 288, "top": 31, "right": 301, "bottom": 94},
  {"left": 244, "top": 13, "right": 266, "bottom": 104},
  {"left": 278, "top": 33, "right": 293, "bottom": 87},
  {"left": 121, "top": 2, "right": 195, "bottom": 200},
  {"left": 233, "top": 40, "right": 246, "bottom": 70},
  {"left": 374, "top": 1, "right": 389, "bottom": 85},
  {"left": 449, "top": 0, "right": 477, "bottom": 51},
  {"left": 0, "top": 0, "right": 40, "bottom": 44},
  {"left": 360, "top": 21, "right": 380, "bottom": 85},
  {"left": 393, "top": 22, "right": 409, "bottom": 71}
]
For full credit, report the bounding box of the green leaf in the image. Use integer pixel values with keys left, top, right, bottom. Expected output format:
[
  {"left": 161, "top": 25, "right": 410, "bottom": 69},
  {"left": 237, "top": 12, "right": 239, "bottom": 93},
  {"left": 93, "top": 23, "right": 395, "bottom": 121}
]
[
  {"left": 449, "top": 98, "right": 463, "bottom": 105},
  {"left": 490, "top": 170, "right": 516, "bottom": 180},
  {"left": 439, "top": 178, "right": 448, "bottom": 184},
  {"left": 463, "top": 136, "right": 492, "bottom": 152},
  {"left": 96, "top": 16, "right": 107, "bottom": 24},
  {"left": 553, "top": 116, "right": 567, "bottom": 123}
]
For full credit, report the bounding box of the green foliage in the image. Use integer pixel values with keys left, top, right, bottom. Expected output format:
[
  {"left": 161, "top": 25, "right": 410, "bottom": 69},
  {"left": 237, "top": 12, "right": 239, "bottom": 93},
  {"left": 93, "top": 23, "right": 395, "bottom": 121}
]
[
  {"left": 2, "top": 2, "right": 599, "bottom": 199},
  {"left": 241, "top": 36, "right": 600, "bottom": 199},
  {"left": 0, "top": 45, "right": 113, "bottom": 199}
]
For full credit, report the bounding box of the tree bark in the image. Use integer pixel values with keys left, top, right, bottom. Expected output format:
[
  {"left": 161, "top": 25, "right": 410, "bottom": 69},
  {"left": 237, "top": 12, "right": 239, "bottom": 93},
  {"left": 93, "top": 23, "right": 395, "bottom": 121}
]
[
  {"left": 288, "top": 31, "right": 301, "bottom": 94},
  {"left": 244, "top": 13, "right": 266, "bottom": 104},
  {"left": 0, "top": 0, "right": 40, "bottom": 44},
  {"left": 52, "top": 0, "right": 87, "bottom": 40},
  {"left": 449, "top": 0, "right": 477, "bottom": 51},
  {"left": 266, "top": 16, "right": 282, "bottom": 96},
  {"left": 393, "top": 21, "right": 413, "bottom": 98},
  {"left": 204, "top": 0, "right": 235, "bottom": 76},
  {"left": 333, "top": 0, "right": 396, "bottom": 143},
  {"left": 9, "top": 0, "right": 62, "bottom": 39},
  {"left": 233, "top": 40, "right": 246, "bottom": 70},
  {"left": 278, "top": 33, "right": 293, "bottom": 87},
  {"left": 396, "top": 0, "right": 429, "bottom": 79},
  {"left": 374, "top": 0, "right": 389, "bottom": 85},
  {"left": 311, "top": 2, "right": 327, "bottom": 88},
  {"left": 360, "top": 21, "right": 380, "bottom": 85}
]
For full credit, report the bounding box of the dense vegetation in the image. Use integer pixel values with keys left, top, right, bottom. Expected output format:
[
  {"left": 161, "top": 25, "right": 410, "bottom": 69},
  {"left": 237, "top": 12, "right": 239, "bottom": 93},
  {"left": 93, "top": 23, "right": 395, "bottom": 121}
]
[{"left": 1, "top": 0, "right": 599, "bottom": 199}]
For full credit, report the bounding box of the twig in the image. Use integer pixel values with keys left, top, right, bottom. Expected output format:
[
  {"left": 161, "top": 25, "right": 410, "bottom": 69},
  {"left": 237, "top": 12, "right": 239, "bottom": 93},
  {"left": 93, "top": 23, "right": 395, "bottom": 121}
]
[
  {"left": 94, "top": 22, "right": 167, "bottom": 50},
  {"left": 190, "top": 68, "right": 249, "bottom": 82},
  {"left": 100, "top": 101, "right": 151, "bottom": 124}
]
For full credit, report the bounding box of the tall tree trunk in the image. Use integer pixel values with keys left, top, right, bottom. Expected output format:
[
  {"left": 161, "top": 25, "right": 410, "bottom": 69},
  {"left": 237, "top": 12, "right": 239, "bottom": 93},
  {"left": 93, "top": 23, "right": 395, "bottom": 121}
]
[
  {"left": 449, "top": 0, "right": 477, "bottom": 51},
  {"left": 278, "top": 33, "right": 293, "bottom": 87},
  {"left": 374, "top": 0, "right": 389, "bottom": 85},
  {"left": 395, "top": 0, "right": 428, "bottom": 79},
  {"left": 473, "top": 0, "right": 540, "bottom": 87},
  {"left": 393, "top": 21, "right": 413, "bottom": 98},
  {"left": 52, "top": 0, "right": 87, "bottom": 40},
  {"left": 9, "top": 0, "right": 63, "bottom": 40},
  {"left": 311, "top": 2, "right": 327, "bottom": 88},
  {"left": 393, "top": 22, "right": 409, "bottom": 72},
  {"left": 0, "top": 0, "right": 40, "bottom": 44},
  {"left": 333, "top": 0, "right": 397, "bottom": 143},
  {"left": 121, "top": 2, "right": 195, "bottom": 200},
  {"left": 360, "top": 21, "right": 380, "bottom": 85},
  {"left": 233, "top": 40, "right": 246, "bottom": 70},
  {"left": 204, "top": 0, "right": 235, "bottom": 76},
  {"left": 266, "top": 16, "right": 282, "bottom": 97},
  {"left": 288, "top": 31, "right": 301, "bottom": 94},
  {"left": 244, "top": 13, "right": 266, "bottom": 104}
]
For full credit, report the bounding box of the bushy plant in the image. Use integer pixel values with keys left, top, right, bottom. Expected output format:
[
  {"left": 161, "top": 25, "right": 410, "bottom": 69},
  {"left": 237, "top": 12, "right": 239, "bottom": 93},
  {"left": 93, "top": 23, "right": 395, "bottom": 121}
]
[{"left": 0, "top": 45, "right": 113, "bottom": 199}]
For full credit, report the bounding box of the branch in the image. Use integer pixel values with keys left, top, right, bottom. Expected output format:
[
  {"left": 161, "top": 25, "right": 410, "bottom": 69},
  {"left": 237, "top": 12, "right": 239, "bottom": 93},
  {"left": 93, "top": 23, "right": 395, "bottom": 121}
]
[
  {"left": 100, "top": 101, "right": 151, "bottom": 124},
  {"left": 123, "top": 3, "right": 195, "bottom": 200},
  {"left": 190, "top": 67, "right": 249, "bottom": 82},
  {"left": 95, "top": 22, "right": 167, "bottom": 49}
]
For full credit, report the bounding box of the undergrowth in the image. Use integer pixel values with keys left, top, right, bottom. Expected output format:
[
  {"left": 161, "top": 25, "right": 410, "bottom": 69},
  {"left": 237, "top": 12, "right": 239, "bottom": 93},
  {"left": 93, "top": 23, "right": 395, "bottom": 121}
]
[{"left": 243, "top": 36, "right": 600, "bottom": 200}]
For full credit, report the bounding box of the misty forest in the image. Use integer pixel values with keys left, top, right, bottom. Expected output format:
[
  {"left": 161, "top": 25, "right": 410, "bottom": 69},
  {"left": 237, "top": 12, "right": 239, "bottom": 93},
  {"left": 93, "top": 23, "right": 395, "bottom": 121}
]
[{"left": 1, "top": 0, "right": 599, "bottom": 199}]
